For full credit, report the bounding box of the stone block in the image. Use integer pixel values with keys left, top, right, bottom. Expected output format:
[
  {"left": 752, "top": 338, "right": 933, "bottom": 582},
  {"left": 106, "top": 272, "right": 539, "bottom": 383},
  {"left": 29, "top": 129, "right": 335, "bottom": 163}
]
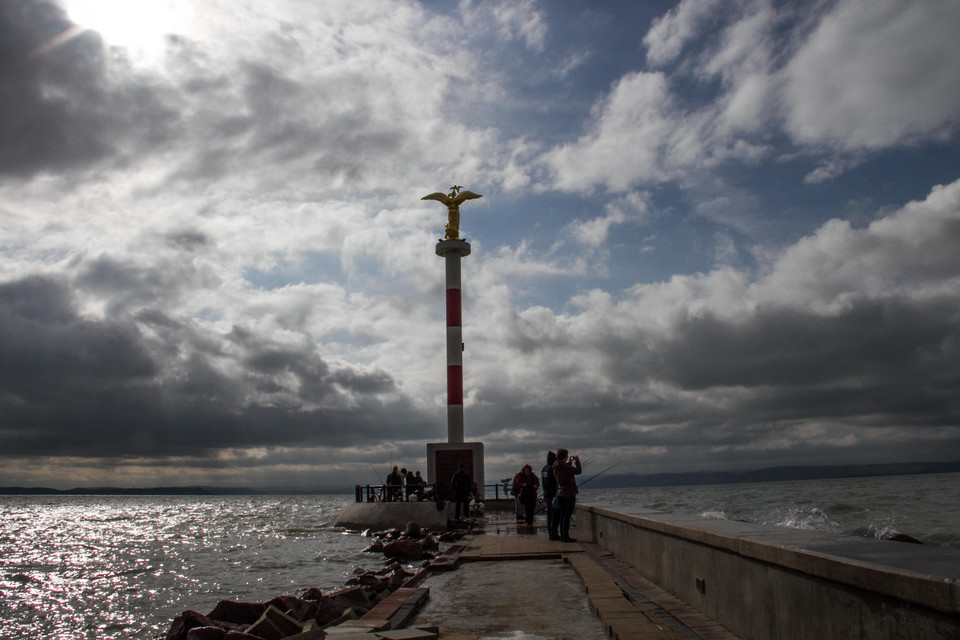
[
  {"left": 332, "top": 586, "right": 373, "bottom": 610},
  {"left": 244, "top": 605, "right": 305, "bottom": 640},
  {"left": 374, "top": 629, "right": 439, "bottom": 639}
]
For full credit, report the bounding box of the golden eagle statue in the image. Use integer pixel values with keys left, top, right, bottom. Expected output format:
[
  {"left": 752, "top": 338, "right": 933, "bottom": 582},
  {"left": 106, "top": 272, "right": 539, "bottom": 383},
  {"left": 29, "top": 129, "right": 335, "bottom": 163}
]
[{"left": 422, "top": 185, "right": 482, "bottom": 240}]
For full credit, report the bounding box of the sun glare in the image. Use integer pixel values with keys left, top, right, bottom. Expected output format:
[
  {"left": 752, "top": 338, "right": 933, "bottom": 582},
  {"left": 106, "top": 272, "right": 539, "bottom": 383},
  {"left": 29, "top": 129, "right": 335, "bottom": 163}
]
[{"left": 63, "top": 0, "right": 183, "bottom": 60}]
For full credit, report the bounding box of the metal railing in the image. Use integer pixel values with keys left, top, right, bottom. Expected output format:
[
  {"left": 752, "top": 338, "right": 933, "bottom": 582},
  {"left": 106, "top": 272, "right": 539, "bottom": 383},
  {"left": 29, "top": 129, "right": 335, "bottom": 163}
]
[
  {"left": 353, "top": 482, "right": 517, "bottom": 503},
  {"left": 354, "top": 483, "right": 438, "bottom": 503}
]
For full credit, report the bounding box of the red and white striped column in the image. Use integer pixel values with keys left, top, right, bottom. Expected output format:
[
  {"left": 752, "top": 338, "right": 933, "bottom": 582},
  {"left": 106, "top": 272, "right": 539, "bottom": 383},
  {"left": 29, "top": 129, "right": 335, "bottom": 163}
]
[{"left": 436, "top": 239, "right": 471, "bottom": 443}]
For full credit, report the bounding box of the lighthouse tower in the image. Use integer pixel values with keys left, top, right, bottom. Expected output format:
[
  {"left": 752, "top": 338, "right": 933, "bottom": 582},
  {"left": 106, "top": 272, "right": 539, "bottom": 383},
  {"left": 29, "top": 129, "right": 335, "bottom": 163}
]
[
  {"left": 437, "top": 239, "right": 469, "bottom": 442},
  {"left": 422, "top": 187, "right": 485, "bottom": 500}
]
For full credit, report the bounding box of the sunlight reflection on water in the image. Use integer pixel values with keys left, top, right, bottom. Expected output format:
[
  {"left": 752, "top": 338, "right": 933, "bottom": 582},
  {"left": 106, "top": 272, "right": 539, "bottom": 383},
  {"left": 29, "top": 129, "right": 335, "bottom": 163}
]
[{"left": 0, "top": 495, "right": 357, "bottom": 639}]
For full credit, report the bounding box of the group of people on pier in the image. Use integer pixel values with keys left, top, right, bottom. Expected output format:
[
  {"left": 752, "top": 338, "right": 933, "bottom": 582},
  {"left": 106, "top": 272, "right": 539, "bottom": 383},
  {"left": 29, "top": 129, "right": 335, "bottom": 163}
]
[
  {"left": 512, "top": 448, "right": 581, "bottom": 542},
  {"left": 380, "top": 449, "right": 582, "bottom": 542},
  {"left": 385, "top": 465, "right": 428, "bottom": 501}
]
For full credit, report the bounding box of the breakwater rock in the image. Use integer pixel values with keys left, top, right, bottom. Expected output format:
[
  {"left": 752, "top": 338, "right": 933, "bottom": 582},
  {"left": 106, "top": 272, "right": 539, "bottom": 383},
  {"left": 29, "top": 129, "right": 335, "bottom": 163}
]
[{"left": 163, "top": 521, "right": 468, "bottom": 640}]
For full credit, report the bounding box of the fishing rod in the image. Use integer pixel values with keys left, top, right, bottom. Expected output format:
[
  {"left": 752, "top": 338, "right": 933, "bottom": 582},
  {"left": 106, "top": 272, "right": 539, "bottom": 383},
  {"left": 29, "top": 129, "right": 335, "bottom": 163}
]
[
  {"left": 532, "top": 456, "right": 608, "bottom": 513},
  {"left": 578, "top": 459, "right": 625, "bottom": 489},
  {"left": 367, "top": 463, "right": 387, "bottom": 502},
  {"left": 579, "top": 456, "right": 597, "bottom": 469}
]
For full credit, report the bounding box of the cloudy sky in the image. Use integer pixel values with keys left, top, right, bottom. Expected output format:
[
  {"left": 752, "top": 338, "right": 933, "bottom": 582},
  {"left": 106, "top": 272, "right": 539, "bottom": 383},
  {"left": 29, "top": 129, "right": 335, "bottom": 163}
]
[{"left": 2, "top": 0, "right": 960, "bottom": 490}]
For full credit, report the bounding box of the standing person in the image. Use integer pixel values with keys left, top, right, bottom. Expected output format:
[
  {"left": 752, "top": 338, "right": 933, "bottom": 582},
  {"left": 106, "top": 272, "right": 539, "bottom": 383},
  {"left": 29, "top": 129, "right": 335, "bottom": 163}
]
[
  {"left": 512, "top": 467, "right": 525, "bottom": 522},
  {"left": 410, "top": 470, "right": 425, "bottom": 500},
  {"left": 386, "top": 466, "right": 402, "bottom": 502},
  {"left": 451, "top": 463, "right": 471, "bottom": 520},
  {"left": 541, "top": 451, "right": 559, "bottom": 540},
  {"left": 400, "top": 468, "right": 409, "bottom": 500},
  {"left": 518, "top": 464, "right": 540, "bottom": 526},
  {"left": 552, "top": 448, "right": 582, "bottom": 542}
]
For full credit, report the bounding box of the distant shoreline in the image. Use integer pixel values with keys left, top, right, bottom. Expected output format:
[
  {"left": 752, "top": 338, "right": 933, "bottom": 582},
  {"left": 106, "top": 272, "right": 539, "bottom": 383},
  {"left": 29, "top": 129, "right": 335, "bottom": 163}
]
[
  {"left": 0, "top": 485, "right": 356, "bottom": 496},
  {"left": 3, "top": 460, "right": 958, "bottom": 495},
  {"left": 584, "top": 460, "right": 960, "bottom": 489}
]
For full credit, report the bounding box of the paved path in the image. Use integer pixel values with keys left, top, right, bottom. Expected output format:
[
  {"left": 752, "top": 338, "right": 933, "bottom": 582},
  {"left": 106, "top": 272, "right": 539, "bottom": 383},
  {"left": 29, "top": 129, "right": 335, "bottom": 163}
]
[{"left": 406, "top": 515, "right": 739, "bottom": 640}]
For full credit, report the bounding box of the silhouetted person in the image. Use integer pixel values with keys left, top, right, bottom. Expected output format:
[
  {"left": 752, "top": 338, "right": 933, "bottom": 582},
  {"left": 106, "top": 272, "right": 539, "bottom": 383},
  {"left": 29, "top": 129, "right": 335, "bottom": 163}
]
[
  {"left": 517, "top": 464, "right": 540, "bottom": 526},
  {"left": 552, "top": 448, "right": 582, "bottom": 542},
  {"left": 408, "top": 470, "right": 425, "bottom": 500},
  {"left": 541, "top": 451, "right": 559, "bottom": 540},
  {"left": 452, "top": 463, "right": 471, "bottom": 520},
  {"left": 386, "top": 465, "right": 402, "bottom": 502}
]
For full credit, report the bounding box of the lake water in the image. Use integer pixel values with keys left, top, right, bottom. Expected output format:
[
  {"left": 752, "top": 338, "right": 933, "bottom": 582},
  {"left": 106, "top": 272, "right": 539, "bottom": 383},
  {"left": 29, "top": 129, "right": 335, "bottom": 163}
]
[{"left": 2, "top": 472, "right": 957, "bottom": 639}]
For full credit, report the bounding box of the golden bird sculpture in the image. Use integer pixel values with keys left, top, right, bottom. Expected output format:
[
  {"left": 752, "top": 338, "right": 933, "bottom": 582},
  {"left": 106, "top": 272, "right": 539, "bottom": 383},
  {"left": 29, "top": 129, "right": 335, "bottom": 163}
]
[{"left": 422, "top": 185, "right": 483, "bottom": 240}]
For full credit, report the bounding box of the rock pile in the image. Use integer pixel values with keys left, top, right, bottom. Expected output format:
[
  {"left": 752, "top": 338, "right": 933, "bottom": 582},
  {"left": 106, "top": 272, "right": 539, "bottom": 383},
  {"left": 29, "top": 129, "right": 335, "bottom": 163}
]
[
  {"left": 164, "top": 592, "right": 344, "bottom": 640},
  {"left": 163, "top": 522, "right": 467, "bottom": 640},
  {"left": 359, "top": 521, "right": 461, "bottom": 563}
]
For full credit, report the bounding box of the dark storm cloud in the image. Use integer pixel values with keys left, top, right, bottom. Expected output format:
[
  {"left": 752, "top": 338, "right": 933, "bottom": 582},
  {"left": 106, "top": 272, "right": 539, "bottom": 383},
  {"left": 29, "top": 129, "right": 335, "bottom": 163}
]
[
  {"left": 0, "top": 274, "right": 431, "bottom": 460},
  {"left": 655, "top": 296, "right": 960, "bottom": 426},
  {"left": 658, "top": 302, "right": 940, "bottom": 388},
  {"left": 466, "top": 279, "right": 960, "bottom": 464},
  {"left": 0, "top": 276, "right": 158, "bottom": 382},
  {"left": 154, "top": 48, "right": 412, "bottom": 188},
  {"left": 0, "top": 1, "right": 177, "bottom": 176}
]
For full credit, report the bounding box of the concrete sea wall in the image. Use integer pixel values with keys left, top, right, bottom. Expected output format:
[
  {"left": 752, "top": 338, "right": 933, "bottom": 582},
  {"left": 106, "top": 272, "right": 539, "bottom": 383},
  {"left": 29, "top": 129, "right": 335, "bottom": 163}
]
[
  {"left": 334, "top": 502, "right": 454, "bottom": 531},
  {"left": 579, "top": 503, "right": 960, "bottom": 640}
]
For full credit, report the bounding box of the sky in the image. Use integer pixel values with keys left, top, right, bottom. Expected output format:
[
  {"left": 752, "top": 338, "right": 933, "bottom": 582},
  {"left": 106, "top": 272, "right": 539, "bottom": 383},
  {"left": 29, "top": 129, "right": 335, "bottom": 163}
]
[{"left": 2, "top": 0, "right": 960, "bottom": 490}]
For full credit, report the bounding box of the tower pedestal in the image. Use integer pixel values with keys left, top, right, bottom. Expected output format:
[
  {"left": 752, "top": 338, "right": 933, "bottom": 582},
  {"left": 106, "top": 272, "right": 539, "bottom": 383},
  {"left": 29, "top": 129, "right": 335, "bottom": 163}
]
[{"left": 427, "top": 441, "right": 484, "bottom": 502}]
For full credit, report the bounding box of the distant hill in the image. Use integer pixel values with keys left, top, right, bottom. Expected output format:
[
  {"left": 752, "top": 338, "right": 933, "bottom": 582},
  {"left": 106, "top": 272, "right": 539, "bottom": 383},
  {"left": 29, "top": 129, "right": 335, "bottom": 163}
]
[
  {"left": 0, "top": 485, "right": 356, "bottom": 496},
  {"left": 2, "top": 460, "right": 957, "bottom": 495},
  {"left": 582, "top": 460, "right": 960, "bottom": 489}
]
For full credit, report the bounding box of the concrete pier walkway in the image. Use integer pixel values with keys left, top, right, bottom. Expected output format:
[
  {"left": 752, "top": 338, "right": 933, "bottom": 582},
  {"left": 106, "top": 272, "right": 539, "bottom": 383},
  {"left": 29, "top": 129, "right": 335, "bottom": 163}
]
[{"left": 408, "top": 513, "right": 739, "bottom": 640}]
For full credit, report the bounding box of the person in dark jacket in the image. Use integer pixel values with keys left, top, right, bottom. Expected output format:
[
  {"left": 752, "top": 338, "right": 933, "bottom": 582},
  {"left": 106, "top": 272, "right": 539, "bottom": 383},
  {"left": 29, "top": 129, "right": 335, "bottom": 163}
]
[
  {"left": 451, "top": 463, "right": 471, "bottom": 520},
  {"left": 386, "top": 466, "right": 403, "bottom": 502},
  {"left": 517, "top": 464, "right": 540, "bottom": 525},
  {"left": 552, "top": 448, "right": 582, "bottom": 542},
  {"left": 541, "top": 451, "right": 559, "bottom": 540}
]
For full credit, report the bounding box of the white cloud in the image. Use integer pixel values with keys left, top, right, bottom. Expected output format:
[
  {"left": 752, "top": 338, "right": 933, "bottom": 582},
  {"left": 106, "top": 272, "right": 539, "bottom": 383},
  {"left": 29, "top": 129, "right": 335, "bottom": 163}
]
[
  {"left": 541, "top": 71, "right": 693, "bottom": 191},
  {"left": 699, "top": 0, "right": 777, "bottom": 135},
  {"left": 460, "top": 0, "right": 547, "bottom": 52},
  {"left": 558, "top": 0, "right": 960, "bottom": 195},
  {"left": 643, "top": 0, "right": 722, "bottom": 67},
  {"left": 758, "top": 178, "right": 960, "bottom": 310},
  {"left": 565, "top": 192, "right": 649, "bottom": 247},
  {"left": 782, "top": 0, "right": 960, "bottom": 149}
]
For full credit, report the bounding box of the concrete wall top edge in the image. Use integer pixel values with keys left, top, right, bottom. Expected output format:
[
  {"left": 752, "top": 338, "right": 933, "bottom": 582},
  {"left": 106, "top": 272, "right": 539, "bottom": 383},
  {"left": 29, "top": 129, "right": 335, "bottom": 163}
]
[{"left": 582, "top": 503, "right": 960, "bottom": 615}]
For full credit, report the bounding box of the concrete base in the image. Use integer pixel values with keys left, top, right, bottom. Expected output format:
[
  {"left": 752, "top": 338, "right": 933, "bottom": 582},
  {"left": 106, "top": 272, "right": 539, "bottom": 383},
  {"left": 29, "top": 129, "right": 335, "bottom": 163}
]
[
  {"left": 333, "top": 501, "right": 454, "bottom": 531},
  {"left": 426, "top": 442, "right": 484, "bottom": 500}
]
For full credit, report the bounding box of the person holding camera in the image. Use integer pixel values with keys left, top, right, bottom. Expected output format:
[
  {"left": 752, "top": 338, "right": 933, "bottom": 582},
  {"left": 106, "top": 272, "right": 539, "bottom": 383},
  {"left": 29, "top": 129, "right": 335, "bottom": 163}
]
[{"left": 552, "top": 448, "right": 582, "bottom": 542}]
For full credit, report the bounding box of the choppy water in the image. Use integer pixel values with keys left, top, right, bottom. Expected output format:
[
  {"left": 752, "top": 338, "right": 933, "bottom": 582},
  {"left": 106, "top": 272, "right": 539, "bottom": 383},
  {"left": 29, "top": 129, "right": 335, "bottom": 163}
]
[
  {"left": 580, "top": 472, "right": 960, "bottom": 547},
  {"left": 2, "top": 473, "right": 958, "bottom": 639}
]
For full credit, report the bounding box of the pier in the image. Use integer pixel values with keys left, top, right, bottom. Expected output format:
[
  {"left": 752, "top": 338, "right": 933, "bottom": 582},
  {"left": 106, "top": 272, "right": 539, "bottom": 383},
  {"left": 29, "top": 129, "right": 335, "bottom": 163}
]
[
  {"left": 321, "top": 507, "right": 739, "bottom": 640},
  {"left": 406, "top": 511, "right": 736, "bottom": 640},
  {"left": 324, "top": 499, "right": 960, "bottom": 640}
]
